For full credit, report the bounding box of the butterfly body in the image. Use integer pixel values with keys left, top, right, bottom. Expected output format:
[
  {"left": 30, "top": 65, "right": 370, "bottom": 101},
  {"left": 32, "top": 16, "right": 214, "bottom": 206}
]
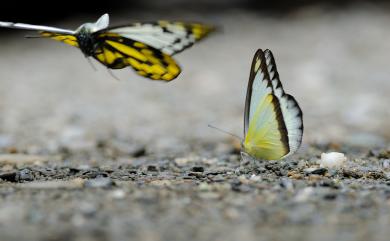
[
  {"left": 75, "top": 28, "right": 98, "bottom": 56},
  {"left": 0, "top": 14, "right": 214, "bottom": 81},
  {"left": 242, "top": 49, "right": 303, "bottom": 160}
]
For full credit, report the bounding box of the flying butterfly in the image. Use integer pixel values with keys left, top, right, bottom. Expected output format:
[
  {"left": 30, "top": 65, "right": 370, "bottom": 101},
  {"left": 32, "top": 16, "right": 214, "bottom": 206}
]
[
  {"left": 0, "top": 14, "right": 214, "bottom": 81},
  {"left": 242, "top": 49, "right": 303, "bottom": 160}
]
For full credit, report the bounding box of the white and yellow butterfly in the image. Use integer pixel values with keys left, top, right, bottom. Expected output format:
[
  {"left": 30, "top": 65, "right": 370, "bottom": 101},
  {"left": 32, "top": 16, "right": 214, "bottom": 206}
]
[
  {"left": 0, "top": 14, "right": 214, "bottom": 81},
  {"left": 242, "top": 49, "right": 303, "bottom": 160}
]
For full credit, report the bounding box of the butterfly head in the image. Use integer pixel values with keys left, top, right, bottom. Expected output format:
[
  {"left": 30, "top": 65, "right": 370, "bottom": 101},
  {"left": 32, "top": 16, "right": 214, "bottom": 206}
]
[{"left": 75, "top": 14, "right": 109, "bottom": 57}]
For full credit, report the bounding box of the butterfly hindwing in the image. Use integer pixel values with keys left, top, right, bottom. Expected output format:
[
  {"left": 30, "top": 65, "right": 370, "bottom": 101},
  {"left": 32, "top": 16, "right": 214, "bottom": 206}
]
[
  {"left": 244, "top": 93, "right": 290, "bottom": 160},
  {"left": 93, "top": 33, "right": 181, "bottom": 81},
  {"left": 243, "top": 49, "right": 303, "bottom": 160},
  {"left": 263, "top": 50, "right": 304, "bottom": 156}
]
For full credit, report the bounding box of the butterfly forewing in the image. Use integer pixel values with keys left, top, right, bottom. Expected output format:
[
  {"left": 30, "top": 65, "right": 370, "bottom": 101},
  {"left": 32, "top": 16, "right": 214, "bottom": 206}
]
[
  {"left": 244, "top": 49, "right": 273, "bottom": 135},
  {"left": 101, "top": 21, "right": 214, "bottom": 55}
]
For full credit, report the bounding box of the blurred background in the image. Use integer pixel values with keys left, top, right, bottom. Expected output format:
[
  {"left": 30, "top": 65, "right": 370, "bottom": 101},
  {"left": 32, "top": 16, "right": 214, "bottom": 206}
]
[{"left": 0, "top": 0, "right": 389, "bottom": 156}]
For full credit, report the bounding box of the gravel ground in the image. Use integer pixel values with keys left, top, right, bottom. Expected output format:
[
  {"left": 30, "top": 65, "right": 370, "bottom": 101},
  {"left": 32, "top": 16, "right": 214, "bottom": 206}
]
[{"left": 0, "top": 5, "right": 390, "bottom": 241}]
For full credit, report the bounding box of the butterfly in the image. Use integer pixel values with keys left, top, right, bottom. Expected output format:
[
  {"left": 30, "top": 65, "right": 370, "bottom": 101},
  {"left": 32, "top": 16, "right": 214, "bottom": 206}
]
[
  {"left": 0, "top": 14, "right": 214, "bottom": 81},
  {"left": 242, "top": 49, "right": 303, "bottom": 160}
]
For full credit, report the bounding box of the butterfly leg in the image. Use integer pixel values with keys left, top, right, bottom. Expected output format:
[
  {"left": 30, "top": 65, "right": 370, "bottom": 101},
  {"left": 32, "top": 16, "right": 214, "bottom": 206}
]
[
  {"left": 235, "top": 152, "right": 258, "bottom": 174},
  {"left": 101, "top": 48, "right": 120, "bottom": 80},
  {"left": 86, "top": 57, "right": 97, "bottom": 71},
  {"left": 107, "top": 68, "right": 120, "bottom": 81}
]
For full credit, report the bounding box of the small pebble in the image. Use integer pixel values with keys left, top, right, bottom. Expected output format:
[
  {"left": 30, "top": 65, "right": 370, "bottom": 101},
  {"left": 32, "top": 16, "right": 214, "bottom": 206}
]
[
  {"left": 308, "top": 174, "right": 323, "bottom": 182},
  {"left": 131, "top": 147, "right": 146, "bottom": 157},
  {"left": 191, "top": 166, "right": 204, "bottom": 172},
  {"left": 378, "top": 150, "right": 390, "bottom": 159},
  {"left": 211, "top": 175, "right": 225, "bottom": 182},
  {"left": 323, "top": 192, "right": 337, "bottom": 200},
  {"left": 320, "top": 179, "right": 340, "bottom": 189},
  {"left": 320, "top": 152, "right": 346, "bottom": 168},
  {"left": 366, "top": 171, "right": 385, "bottom": 180},
  {"left": 383, "top": 159, "right": 390, "bottom": 169},
  {"left": 280, "top": 178, "right": 294, "bottom": 191},
  {"left": 0, "top": 172, "right": 17, "bottom": 182},
  {"left": 84, "top": 177, "right": 114, "bottom": 188},
  {"left": 188, "top": 172, "right": 205, "bottom": 178},
  {"left": 297, "top": 160, "right": 308, "bottom": 169},
  {"left": 343, "top": 169, "right": 363, "bottom": 179},
  {"left": 17, "top": 169, "right": 34, "bottom": 181},
  {"left": 231, "top": 184, "right": 251, "bottom": 193},
  {"left": 174, "top": 157, "right": 191, "bottom": 166},
  {"left": 249, "top": 174, "right": 261, "bottom": 182},
  {"left": 294, "top": 187, "right": 314, "bottom": 202},
  {"left": 76, "top": 165, "right": 92, "bottom": 171},
  {"left": 147, "top": 165, "right": 158, "bottom": 172},
  {"left": 109, "top": 189, "right": 126, "bottom": 199},
  {"left": 304, "top": 167, "right": 327, "bottom": 175},
  {"left": 79, "top": 202, "right": 97, "bottom": 217},
  {"left": 198, "top": 182, "right": 211, "bottom": 191}
]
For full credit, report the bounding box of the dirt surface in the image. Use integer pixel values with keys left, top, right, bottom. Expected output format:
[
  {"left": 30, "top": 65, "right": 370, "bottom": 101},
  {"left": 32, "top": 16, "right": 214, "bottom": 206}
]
[{"left": 0, "top": 5, "right": 390, "bottom": 241}]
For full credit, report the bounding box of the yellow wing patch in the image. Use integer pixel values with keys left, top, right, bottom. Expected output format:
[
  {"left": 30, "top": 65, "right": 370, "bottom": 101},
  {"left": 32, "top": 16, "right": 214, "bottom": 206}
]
[
  {"left": 94, "top": 34, "right": 181, "bottom": 81},
  {"left": 106, "top": 40, "right": 147, "bottom": 62},
  {"left": 157, "top": 21, "right": 214, "bottom": 40},
  {"left": 188, "top": 23, "right": 215, "bottom": 40},
  {"left": 40, "top": 32, "right": 79, "bottom": 47},
  {"left": 243, "top": 94, "right": 289, "bottom": 160}
]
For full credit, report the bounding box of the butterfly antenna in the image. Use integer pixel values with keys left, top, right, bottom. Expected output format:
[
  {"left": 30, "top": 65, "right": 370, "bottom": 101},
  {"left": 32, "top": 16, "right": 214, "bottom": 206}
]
[
  {"left": 208, "top": 124, "right": 242, "bottom": 141},
  {"left": 25, "top": 35, "right": 46, "bottom": 38}
]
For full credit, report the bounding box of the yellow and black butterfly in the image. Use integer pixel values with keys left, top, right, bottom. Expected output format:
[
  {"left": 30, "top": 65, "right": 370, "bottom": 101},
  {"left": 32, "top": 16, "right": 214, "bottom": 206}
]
[
  {"left": 242, "top": 49, "right": 303, "bottom": 160},
  {"left": 0, "top": 14, "right": 214, "bottom": 81}
]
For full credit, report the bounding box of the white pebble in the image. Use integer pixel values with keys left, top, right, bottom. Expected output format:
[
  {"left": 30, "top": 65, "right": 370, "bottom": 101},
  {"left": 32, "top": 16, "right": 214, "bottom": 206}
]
[
  {"left": 320, "top": 152, "right": 346, "bottom": 168},
  {"left": 383, "top": 159, "right": 390, "bottom": 169},
  {"left": 110, "top": 189, "right": 126, "bottom": 199},
  {"left": 250, "top": 174, "right": 262, "bottom": 182},
  {"left": 294, "top": 187, "right": 314, "bottom": 202}
]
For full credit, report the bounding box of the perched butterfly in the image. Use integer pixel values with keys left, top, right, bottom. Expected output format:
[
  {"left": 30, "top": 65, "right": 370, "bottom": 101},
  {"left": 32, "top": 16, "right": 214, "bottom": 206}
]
[
  {"left": 0, "top": 14, "right": 214, "bottom": 81},
  {"left": 242, "top": 49, "right": 303, "bottom": 160}
]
